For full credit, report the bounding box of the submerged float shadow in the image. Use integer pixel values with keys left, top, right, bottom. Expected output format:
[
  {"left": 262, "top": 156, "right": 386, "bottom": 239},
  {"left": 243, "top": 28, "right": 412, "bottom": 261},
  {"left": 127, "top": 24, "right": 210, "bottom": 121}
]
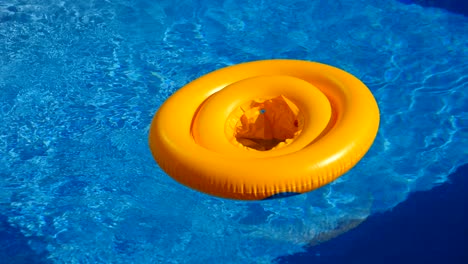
[
  {"left": 275, "top": 163, "right": 468, "bottom": 264},
  {"left": 399, "top": 0, "right": 468, "bottom": 16}
]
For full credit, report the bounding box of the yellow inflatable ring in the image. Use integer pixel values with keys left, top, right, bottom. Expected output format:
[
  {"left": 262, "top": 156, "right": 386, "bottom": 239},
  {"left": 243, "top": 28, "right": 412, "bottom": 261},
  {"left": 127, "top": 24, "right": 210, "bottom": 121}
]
[{"left": 149, "top": 59, "right": 380, "bottom": 200}]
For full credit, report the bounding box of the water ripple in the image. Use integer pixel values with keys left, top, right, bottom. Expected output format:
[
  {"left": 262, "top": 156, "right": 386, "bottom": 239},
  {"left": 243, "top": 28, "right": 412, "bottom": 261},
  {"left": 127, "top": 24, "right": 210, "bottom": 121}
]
[{"left": 0, "top": 0, "right": 466, "bottom": 263}]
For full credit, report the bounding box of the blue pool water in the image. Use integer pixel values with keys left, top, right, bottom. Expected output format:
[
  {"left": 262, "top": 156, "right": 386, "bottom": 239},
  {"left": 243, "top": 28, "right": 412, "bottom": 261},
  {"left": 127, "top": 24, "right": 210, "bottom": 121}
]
[
  {"left": 399, "top": 0, "right": 468, "bottom": 16},
  {"left": 276, "top": 164, "right": 468, "bottom": 263},
  {"left": 0, "top": 0, "right": 466, "bottom": 263}
]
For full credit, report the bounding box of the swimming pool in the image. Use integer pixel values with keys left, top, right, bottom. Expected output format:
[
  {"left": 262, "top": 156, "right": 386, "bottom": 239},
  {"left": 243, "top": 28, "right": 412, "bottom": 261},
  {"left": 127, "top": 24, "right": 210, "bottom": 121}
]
[{"left": 0, "top": 0, "right": 466, "bottom": 263}]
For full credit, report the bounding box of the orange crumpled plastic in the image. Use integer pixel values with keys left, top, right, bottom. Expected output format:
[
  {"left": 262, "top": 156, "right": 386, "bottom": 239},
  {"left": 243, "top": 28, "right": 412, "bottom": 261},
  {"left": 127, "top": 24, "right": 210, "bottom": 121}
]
[{"left": 235, "top": 95, "right": 300, "bottom": 150}]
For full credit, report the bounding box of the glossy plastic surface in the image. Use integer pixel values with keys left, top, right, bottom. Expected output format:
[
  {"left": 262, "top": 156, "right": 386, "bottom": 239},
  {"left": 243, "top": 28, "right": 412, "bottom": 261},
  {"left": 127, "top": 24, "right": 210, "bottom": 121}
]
[{"left": 149, "top": 60, "right": 380, "bottom": 200}]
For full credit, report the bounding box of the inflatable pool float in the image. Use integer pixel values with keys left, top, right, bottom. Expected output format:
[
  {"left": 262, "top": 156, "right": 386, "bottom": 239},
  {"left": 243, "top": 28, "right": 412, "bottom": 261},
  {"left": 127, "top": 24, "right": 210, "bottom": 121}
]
[{"left": 149, "top": 59, "right": 380, "bottom": 200}]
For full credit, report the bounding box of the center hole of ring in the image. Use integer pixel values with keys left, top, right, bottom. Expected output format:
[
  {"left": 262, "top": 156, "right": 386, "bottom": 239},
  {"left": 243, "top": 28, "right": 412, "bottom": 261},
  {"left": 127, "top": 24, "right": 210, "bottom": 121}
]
[{"left": 233, "top": 95, "right": 304, "bottom": 151}]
